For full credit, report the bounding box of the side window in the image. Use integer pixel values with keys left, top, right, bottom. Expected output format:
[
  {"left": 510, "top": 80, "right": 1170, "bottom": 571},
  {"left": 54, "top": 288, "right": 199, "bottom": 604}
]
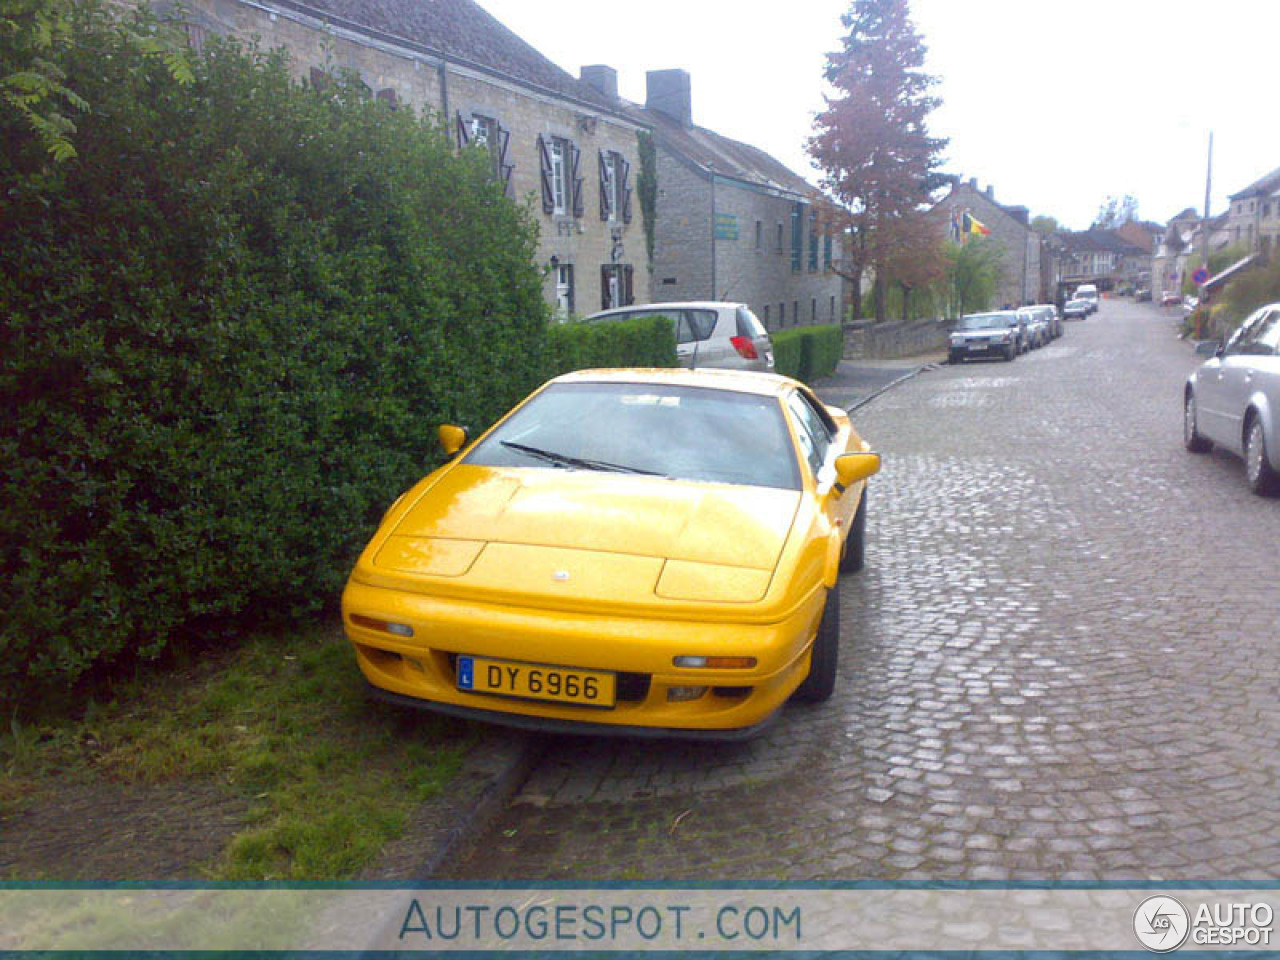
[
  {"left": 674, "top": 312, "right": 694, "bottom": 345},
  {"left": 1252, "top": 311, "right": 1280, "bottom": 355},
  {"left": 785, "top": 391, "right": 833, "bottom": 477},
  {"left": 687, "top": 310, "right": 717, "bottom": 341},
  {"left": 1226, "top": 309, "right": 1269, "bottom": 356}
]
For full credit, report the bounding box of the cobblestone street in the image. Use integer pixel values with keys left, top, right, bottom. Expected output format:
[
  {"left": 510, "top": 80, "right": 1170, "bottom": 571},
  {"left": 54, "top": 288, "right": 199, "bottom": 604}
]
[{"left": 445, "top": 299, "right": 1280, "bottom": 881}]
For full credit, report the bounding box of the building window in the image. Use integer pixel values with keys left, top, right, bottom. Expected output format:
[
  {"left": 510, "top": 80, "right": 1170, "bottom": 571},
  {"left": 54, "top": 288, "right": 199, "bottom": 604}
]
[
  {"left": 763, "top": 304, "right": 770, "bottom": 325},
  {"left": 793, "top": 300, "right": 799, "bottom": 324},
  {"left": 824, "top": 234, "right": 833, "bottom": 271},
  {"left": 830, "top": 296, "right": 836, "bottom": 319},
  {"left": 779, "top": 302, "right": 786, "bottom": 325},
  {"left": 555, "top": 264, "right": 575, "bottom": 318},
  {"left": 791, "top": 203, "right": 804, "bottom": 272},
  {"left": 755, "top": 220, "right": 763, "bottom": 250},
  {"left": 600, "top": 264, "right": 634, "bottom": 310},
  {"left": 776, "top": 222, "right": 784, "bottom": 253},
  {"left": 808, "top": 211, "right": 819, "bottom": 272},
  {"left": 551, "top": 138, "right": 568, "bottom": 215},
  {"left": 811, "top": 298, "right": 817, "bottom": 322}
]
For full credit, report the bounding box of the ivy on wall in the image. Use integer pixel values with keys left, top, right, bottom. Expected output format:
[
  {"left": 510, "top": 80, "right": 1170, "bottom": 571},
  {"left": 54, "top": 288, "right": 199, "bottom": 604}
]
[{"left": 636, "top": 129, "right": 657, "bottom": 266}]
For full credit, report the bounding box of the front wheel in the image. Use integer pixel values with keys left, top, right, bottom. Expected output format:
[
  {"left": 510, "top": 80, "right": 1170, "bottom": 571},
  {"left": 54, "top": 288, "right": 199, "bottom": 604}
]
[
  {"left": 1184, "top": 393, "right": 1211, "bottom": 453},
  {"left": 839, "top": 487, "right": 868, "bottom": 574},
  {"left": 1005, "top": 343, "right": 1016, "bottom": 361},
  {"left": 1245, "top": 415, "right": 1280, "bottom": 496},
  {"left": 792, "top": 589, "right": 839, "bottom": 703}
]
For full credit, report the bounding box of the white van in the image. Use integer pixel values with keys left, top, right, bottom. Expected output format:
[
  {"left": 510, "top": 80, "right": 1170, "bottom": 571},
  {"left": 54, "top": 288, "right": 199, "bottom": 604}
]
[{"left": 1074, "top": 284, "right": 1100, "bottom": 314}]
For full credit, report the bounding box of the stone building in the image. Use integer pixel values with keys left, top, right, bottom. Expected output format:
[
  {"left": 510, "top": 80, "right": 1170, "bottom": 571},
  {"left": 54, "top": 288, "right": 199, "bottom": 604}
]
[
  {"left": 1057, "top": 229, "right": 1151, "bottom": 292},
  {"left": 1227, "top": 164, "right": 1280, "bottom": 262},
  {"left": 576, "top": 67, "right": 844, "bottom": 331},
  {"left": 935, "top": 178, "right": 1042, "bottom": 308},
  {"left": 170, "top": 0, "right": 650, "bottom": 316}
]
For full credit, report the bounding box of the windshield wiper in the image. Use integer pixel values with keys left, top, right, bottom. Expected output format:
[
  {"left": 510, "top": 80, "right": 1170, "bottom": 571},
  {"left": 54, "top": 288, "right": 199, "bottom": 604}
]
[{"left": 500, "top": 441, "right": 662, "bottom": 476}]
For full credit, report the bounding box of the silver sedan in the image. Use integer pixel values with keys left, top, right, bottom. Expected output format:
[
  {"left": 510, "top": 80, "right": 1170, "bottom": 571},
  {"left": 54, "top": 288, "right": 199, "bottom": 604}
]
[{"left": 1184, "top": 302, "right": 1280, "bottom": 495}]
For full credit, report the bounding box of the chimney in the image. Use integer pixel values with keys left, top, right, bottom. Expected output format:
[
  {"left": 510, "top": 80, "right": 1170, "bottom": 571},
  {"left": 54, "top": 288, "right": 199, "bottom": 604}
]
[
  {"left": 646, "top": 69, "right": 692, "bottom": 127},
  {"left": 580, "top": 65, "right": 618, "bottom": 101},
  {"left": 968, "top": 177, "right": 978, "bottom": 189},
  {"left": 985, "top": 185, "right": 995, "bottom": 200}
]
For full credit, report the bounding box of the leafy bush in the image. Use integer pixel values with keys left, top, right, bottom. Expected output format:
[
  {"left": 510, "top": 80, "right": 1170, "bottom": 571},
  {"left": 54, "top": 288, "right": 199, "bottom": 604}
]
[
  {"left": 1, "top": 8, "right": 554, "bottom": 693},
  {"left": 547, "top": 315, "right": 677, "bottom": 375},
  {"left": 1219, "top": 259, "right": 1280, "bottom": 330},
  {"left": 772, "top": 325, "right": 844, "bottom": 382}
]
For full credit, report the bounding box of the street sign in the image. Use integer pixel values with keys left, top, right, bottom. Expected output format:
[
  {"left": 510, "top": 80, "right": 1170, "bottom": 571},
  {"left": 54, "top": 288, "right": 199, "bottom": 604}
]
[{"left": 1192, "top": 267, "right": 1210, "bottom": 285}]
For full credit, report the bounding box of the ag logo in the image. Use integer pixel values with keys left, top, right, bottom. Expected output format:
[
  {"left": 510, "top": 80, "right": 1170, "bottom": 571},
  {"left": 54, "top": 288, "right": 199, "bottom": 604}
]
[{"left": 1134, "top": 896, "right": 1190, "bottom": 952}]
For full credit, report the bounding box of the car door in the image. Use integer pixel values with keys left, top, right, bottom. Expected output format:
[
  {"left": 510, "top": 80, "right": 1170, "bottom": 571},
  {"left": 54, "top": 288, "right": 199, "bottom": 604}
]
[
  {"left": 1215, "top": 309, "right": 1274, "bottom": 452},
  {"left": 784, "top": 388, "right": 856, "bottom": 533},
  {"left": 1197, "top": 309, "right": 1262, "bottom": 448}
]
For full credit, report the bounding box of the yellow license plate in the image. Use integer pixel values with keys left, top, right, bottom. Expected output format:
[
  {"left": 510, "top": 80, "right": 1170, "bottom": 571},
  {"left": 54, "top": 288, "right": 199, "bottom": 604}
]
[{"left": 457, "top": 656, "right": 616, "bottom": 707}]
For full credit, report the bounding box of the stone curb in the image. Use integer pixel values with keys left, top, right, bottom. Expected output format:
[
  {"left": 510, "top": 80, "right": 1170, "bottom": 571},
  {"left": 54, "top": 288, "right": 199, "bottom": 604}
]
[
  {"left": 416, "top": 733, "right": 548, "bottom": 879},
  {"left": 846, "top": 363, "right": 939, "bottom": 414}
]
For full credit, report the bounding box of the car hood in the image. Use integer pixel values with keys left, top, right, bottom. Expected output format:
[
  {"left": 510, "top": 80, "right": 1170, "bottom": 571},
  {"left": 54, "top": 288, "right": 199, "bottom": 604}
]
[{"left": 358, "top": 465, "right": 802, "bottom": 608}]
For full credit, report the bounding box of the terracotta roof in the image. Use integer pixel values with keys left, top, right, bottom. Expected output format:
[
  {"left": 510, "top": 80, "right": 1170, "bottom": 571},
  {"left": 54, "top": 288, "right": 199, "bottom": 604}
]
[
  {"left": 1229, "top": 164, "right": 1280, "bottom": 201},
  {"left": 272, "top": 0, "right": 616, "bottom": 111}
]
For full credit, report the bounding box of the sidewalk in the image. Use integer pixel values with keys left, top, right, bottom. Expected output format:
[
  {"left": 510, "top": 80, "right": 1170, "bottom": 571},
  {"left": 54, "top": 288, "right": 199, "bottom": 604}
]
[{"left": 812, "top": 348, "right": 948, "bottom": 411}]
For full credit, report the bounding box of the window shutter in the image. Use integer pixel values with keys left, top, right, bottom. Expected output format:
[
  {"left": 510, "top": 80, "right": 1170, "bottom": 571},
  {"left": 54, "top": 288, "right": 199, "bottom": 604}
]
[
  {"left": 376, "top": 87, "right": 398, "bottom": 106},
  {"left": 601, "top": 265, "right": 611, "bottom": 310},
  {"left": 537, "top": 135, "right": 555, "bottom": 214},
  {"left": 623, "top": 265, "right": 634, "bottom": 306},
  {"left": 570, "top": 142, "right": 584, "bottom": 219},
  {"left": 598, "top": 150, "right": 612, "bottom": 221},
  {"left": 455, "top": 111, "right": 471, "bottom": 148},
  {"left": 619, "top": 155, "right": 633, "bottom": 225},
  {"left": 497, "top": 123, "right": 514, "bottom": 199}
]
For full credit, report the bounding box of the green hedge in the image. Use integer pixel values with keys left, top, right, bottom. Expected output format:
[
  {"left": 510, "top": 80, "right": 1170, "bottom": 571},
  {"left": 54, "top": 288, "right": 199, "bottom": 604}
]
[
  {"left": 547, "top": 315, "right": 677, "bottom": 376},
  {"left": 0, "top": 8, "right": 568, "bottom": 694},
  {"left": 772, "top": 324, "right": 844, "bottom": 382}
]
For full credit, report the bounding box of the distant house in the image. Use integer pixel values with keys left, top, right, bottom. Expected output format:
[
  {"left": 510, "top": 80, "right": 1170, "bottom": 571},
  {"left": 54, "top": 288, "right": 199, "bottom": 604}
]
[
  {"left": 934, "top": 178, "right": 1042, "bottom": 307},
  {"left": 1056, "top": 229, "right": 1150, "bottom": 291},
  {"left": 576, "top": 66, "right": 843, "bottom": 330},
  {"left": 1152, "top": 209, "right": 1231, "bottom": 300},
  {"left": 169, "top": 0, "right": 650, "bottom": 316},
  {"left": 1227, "top": 165, "right": 1280, "bottom": 261}
]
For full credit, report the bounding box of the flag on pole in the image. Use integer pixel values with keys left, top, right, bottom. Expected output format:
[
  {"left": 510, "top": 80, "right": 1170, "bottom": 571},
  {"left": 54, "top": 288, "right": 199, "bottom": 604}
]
[{"left": 962, "top": 211, "right": 991, "bottom": 239}]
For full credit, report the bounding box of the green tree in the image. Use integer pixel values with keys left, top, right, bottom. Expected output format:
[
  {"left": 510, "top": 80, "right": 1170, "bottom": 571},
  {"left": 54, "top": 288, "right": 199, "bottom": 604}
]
[
  {"left": 808, "top": 0, "right": 947, "bottom": 321},
  {"left": 947, "top": 236, "right": 1001, "bottom": 315},
  {"left": 1030, "top": 215, "right": 1060, "bottom": 235},
  {"left": 1093, "top": 194, "right": 1139, "bottom": 229}
]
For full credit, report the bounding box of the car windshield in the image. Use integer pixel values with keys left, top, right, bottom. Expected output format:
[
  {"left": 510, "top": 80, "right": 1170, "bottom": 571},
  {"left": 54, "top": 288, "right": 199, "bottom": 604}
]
[
  {"left": 957, "top": 314, "right": 1012, "bottom": 331},
  {"left": 1067, "top": 300, "right": 1088, "bottom": 308},
  {"left": 465, "top": 381, "right": 802, "bottom": 490}
]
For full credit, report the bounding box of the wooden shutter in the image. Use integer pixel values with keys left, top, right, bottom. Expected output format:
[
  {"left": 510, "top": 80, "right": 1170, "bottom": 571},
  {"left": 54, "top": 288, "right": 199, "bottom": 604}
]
[
  {"left": 570, "top": 142, "right": 584, "bottom": 219},
  {"left": 601, "top": 265, "right": 611, "bottom": 310},
  {"left": 455, "top": 111, "right": 471, "bottom": 148},
  {"left": 619, "top": 155, "right": 633, "bottom": 224},
  {"left": 497, "top": 123, "right": 514, "bottom": 198},
  {"left": 536, "top": 135, "right": 555, "bottom": 214},
  {"left": 623, "top": 265, "right": 634, "bottom": 306},
  {"left": 598, "top": 150, "right": 612, "bottom": 221},
  {"left": 376, "top": 88, "right": 398, "bottom": 106}
]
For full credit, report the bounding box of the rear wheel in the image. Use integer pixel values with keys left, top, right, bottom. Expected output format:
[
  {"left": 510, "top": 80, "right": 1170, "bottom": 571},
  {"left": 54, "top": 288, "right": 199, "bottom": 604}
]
[
  {"left": 1184, "top": 392, "right": 1211, "bottom": 453},
  {"left": 1245, "top": 414, "right": 1280, "bottom": 496},
  {"left": 1005, "top": 343, "right": 1016, "bottom": 361},
  {"left": 792, "top": 589, "right": 839, "bottom": 703}
]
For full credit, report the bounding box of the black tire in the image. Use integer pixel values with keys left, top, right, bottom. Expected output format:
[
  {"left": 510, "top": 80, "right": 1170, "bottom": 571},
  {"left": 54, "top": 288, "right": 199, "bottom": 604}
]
[
  {"left": 792, "top": 589, "right": 839, "bottom": 703},
  {"left": 839, "top": 487, "right": 868, "bottom": 574},
  {"left": 1244, "top": 413, "right": 1280, "bottom": 496},
  {"left": 1184, "top": 392, "right": 1211, "bottom": 453},
  {"left": 1005, "top": 343, "right": 1016, "bottom": 361},
  {"left": 949, "top": 351, "right": 962, "bottom": 365}
]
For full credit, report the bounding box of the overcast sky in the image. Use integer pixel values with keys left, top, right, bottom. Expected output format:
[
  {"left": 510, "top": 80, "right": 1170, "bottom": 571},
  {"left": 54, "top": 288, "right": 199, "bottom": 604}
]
[{"left": 475, "top": 0, "right": 1280, "bottom": 231}]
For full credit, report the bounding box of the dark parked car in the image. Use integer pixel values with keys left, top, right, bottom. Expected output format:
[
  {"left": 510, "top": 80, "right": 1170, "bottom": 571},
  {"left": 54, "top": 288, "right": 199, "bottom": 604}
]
[
  {"left": 948, "top": 312, "right": 1020, "bottom": 363},
  {"left": 1063, "top": 299, "right": 1091, "bottom": 321},
  {"left": 1184, "top": 303, "right": 1280, "bottom": 495}
]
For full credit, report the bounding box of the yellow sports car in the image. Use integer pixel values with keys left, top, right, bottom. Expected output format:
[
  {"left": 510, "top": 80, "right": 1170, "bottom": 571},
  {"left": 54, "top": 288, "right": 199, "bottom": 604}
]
[{"left": 342, "top": 368, "right": 879, "bottom": 739}]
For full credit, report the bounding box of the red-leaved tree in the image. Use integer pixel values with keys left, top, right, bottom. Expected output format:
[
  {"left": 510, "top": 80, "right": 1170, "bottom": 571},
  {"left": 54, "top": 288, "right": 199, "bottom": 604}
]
[{"left": 809, "top": 0, "right": 947, "bottom": 321}]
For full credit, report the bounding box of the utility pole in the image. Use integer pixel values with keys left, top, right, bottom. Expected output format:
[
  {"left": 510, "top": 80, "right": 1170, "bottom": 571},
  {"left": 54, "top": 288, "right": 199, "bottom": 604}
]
[{"left": 1202, "top": 132, "right": 1213, "bottom": 267}]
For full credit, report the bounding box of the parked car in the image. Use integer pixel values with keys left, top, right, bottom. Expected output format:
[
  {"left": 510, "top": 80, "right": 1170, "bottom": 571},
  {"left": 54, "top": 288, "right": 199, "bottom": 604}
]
[
  {"left": 1063, "top": 298, "right": 1091, "bottom": 321},
  {"left": 343, "top": 368, "right": 881, "bottom": 738},
  {"left": 949, "top": 312, "right": 1020, "bottom": 362},
  {"left": 1074, "top": 283, "right": 1100, "bottom": 314},
  {"left": 1016, "top": 306, "right": 1052, "bottom": 348},
  {"left": 1161, "top": 291, "right": 1183, "bottom": 307},
  {"left": 1135, "top": 288, "right": 1152, "bottom": 302},
  {"left": 586, "top": 301, "right": 773, "bottom": 372},
  {"left": 1184, "top": 303, "right": 1280, "bottom": 495}
]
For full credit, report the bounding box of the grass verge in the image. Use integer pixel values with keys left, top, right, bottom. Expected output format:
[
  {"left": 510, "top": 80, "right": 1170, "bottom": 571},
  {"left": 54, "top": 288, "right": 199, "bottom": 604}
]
[{"left": 1, "top": 625, "right": 470, "bottom": 879}]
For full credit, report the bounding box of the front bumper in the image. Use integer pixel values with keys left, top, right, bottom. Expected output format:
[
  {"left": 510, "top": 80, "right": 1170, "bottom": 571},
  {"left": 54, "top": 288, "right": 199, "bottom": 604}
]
[
  {"left": 343, "top": 579, "right": 826, "bottom": 735},
  {"left": 950, "top": 339, "right": 1012, "bottom": 358}
]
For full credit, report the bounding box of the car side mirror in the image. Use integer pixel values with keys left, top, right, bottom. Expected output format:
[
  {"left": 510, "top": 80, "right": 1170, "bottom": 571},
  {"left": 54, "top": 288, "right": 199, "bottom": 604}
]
[
  {"left": 833, "top": 452, "right": 881, "bottom": 495},
  {"left": 437, "top": 424, "right": 469, "bottom": 457},
  {"left": 1194, "top": 340, "right": 1222, "bottom": 357}
]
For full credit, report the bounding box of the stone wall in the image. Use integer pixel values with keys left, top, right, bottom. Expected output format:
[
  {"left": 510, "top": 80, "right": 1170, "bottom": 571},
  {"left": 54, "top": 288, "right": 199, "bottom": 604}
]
[
  {"left": 842, "top": 318, "right": 949, "bottom": 360},
  {"left": 941, "top": 181, "right": 1041, "bottom": 308}
]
